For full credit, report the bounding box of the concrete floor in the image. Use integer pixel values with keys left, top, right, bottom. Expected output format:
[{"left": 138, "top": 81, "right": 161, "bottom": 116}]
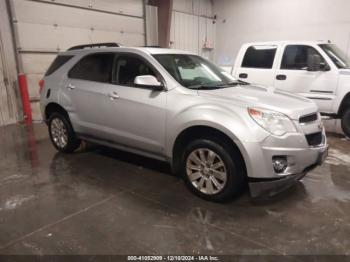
[{"left": 0, "top": 123, "right": 349, "bottom": 256}]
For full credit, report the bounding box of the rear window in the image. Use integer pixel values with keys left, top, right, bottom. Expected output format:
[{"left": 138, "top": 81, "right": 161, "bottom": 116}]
[
  {"left": 241, "top": 45, "right": 277, "bottom": 69},
  {"left": 45, "top": 55, "right": 73, "bottom": 76}
]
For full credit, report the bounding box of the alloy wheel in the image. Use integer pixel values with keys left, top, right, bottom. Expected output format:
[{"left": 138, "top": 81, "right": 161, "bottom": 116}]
[
  {"left": 50, "top": 118, "right": 68, "bottom": 149},
  {"left": 186, "top": 148, "right": 227, "bottom": 195}
]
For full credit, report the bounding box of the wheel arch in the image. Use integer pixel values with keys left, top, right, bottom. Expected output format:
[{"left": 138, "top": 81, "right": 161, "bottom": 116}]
[
  {"left": 338, "top": 92, "right": 350, "bottom": 117},
  {"left": 45, "top": 102, "right": 69, "bottom": 122},
  {"left": 171, "top": 125, "right": 247, "bottom": 176}
]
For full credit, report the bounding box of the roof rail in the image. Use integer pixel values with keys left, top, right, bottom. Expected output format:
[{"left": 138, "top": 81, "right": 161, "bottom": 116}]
[
  {"left": 143, "top": 45, "right": 161, "bottom": 48},
  {"left": 67, "top": 42, "right": 121, "bottom": 51}
]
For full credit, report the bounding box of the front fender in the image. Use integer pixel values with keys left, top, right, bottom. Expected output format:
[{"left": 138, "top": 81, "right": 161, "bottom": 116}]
[
  {"left": 332, "top": 73, "right": 350, "bottom": 114},
  {"left": 165, "top": 103, "right": 269, "bottom": 159}
]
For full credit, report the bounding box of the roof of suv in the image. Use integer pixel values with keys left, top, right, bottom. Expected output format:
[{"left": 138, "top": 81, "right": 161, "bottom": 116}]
[{"left": 63, "top": 46, "right": 195, "bottom": 56}]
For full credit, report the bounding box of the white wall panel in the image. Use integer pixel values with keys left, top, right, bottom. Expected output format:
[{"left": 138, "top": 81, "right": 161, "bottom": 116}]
[
  {"left": 194, "top": 0, "right": 213, "bottom": 17},
  {"left": 173, "top": 0, "right": 213, "bottom": 17},
  {"left": 170, "top": 0, "right": 215, "bottom": 59},
  {"left": 26, "top": 73, "right": 42, "bottom": 99},
  {"left": 171, "top": 12, "right": 199, "bottom": 53},
  {"left": 30, "top": 99, "right": 41, "bottom": 120},
  {"left": 91, "top": 30, "right": 145, "bottom": 47},
  {"left": 145, "top": 5, "right": 158, "bottom": 46},
  {"left": 17, "top": 23, "right": 91, "bottom": 51},
  {"left": 173, "top": 0, "right": 193, "bottom": 14},
  {"left": 92, "top": 0, "right": 143, "bottom": 17},
  {"left": 13, "top": 0, "right": 144, "bottom": 42},
  {"left": 22, "top": 54, "right": 56, "bottom": 75},
  {"left": 17, "top": 23, "right": 144, "bottom": 52},
  {"left": 198, "top": 17, "right": 215, "bottom": 60},
  {"left": 40, "top": 0, "right": 143, "bottom": 17}
]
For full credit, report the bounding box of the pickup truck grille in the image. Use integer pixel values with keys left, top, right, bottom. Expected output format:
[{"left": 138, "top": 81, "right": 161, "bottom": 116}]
[
  {"left": 305, "top": 132, "right": 323, "bottom": 146},
  {"left": 299, "top": 113, "right": 318, "bottom": 124}
]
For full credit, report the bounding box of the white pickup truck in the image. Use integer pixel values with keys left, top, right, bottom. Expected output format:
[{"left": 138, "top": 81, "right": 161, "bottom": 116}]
[{"left": 233, "top": 41, "right": 350, "bottom": 137}]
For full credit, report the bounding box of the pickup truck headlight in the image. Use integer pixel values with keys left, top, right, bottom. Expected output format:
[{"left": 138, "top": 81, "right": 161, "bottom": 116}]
[{"left": 248, "top": 108, "right": 297, "bottom": 136}]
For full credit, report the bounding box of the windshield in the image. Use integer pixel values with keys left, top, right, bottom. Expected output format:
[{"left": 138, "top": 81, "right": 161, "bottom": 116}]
[
  {"left": 319, "top": 44, "right": 350, "bottom": 69},
  {"left": 153, "top": 54, "right": 239, "bottom": 89}
]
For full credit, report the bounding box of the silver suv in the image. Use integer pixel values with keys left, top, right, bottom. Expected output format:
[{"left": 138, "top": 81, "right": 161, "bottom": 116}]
[{"left": 40, "top": 43, "right": 328, "bottom": 202}]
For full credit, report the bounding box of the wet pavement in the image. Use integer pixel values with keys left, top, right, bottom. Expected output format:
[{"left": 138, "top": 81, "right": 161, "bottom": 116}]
[{"left": 0, "top": 123, "right": 349, "bottom": 255}]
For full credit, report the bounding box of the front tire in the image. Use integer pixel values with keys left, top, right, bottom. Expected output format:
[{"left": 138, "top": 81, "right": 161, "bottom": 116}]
[
  {"left": 48, "top": 113, "right": 81, "bottom": 153},
  {"left": 180, "top": 138, "right": 246, "bottom": 202},
  {"left": 341, "top": 108, "right": 350, "bottom": 138}
]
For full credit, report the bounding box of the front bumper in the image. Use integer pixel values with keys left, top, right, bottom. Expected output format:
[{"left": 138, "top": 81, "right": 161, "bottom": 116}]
[
  {"left": 242, "top": 129, "right": 328, "bottom": 198},
  {"left": 249, "top": 145, "right": 328, "bottom": 197}
]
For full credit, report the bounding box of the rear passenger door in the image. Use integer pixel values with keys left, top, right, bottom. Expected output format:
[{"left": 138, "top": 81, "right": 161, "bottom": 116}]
[
  {"left": 235, "top": 45, "right": 277, "bottom": 86},
  {"left": 62, "top": 53, "right": 115, "bottom": 137},
  {"left": 103, "top": 53, "right": 166, "bottom": 155}
]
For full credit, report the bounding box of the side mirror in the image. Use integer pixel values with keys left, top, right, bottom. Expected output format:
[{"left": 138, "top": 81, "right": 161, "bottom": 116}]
[
  {"left": 307, "top": 54, "right": 322, "bottom": 71},
  {"left": 134, "top": 75, "right": 163, "bottom": 90}
]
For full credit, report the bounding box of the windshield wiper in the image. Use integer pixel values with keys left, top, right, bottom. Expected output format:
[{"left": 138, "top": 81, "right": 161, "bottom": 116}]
[
  {"left": 237, "top": 80, "right": 249, "bottom": 85},
  {"left": 188, "top": 82, "right": 240, "bottom": 90}
]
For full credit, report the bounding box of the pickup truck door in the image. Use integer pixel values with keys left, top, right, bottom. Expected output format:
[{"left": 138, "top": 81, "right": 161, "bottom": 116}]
[
  {"left": 103, "top": 53, "right": 166, "bottom": 155},
  {"left": 235, "top": 45, "right": 278, "bottom": 86},
  {"left": 274, "top": 45, "right": 337, "bottom": 113}
]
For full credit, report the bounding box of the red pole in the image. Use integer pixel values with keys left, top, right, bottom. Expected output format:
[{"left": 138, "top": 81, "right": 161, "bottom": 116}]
[{"left": 18, "top": 73, "right": 32, "bottom": 125}]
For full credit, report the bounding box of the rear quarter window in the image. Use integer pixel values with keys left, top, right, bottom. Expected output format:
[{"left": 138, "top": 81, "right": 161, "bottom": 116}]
[
  {"left": 241, "top": 45, "right": 277, "bottom": 69},
  {"left": 45, "top": 55, "right": 73, "bottom": 76}
]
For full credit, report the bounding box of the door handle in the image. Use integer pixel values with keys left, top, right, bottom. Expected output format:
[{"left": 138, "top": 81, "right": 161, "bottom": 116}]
[
  {"left": 239, "top": 73, "right": 248, "bottom": 79},
  {"left": 276, "top": 74, "right": 287, "bottom": 80},
  {"left": 108, "top": 91, "right": 119, "bottom": 100},
  {"left": 67, "top": 83, "right": 76, "bottom": 90}
]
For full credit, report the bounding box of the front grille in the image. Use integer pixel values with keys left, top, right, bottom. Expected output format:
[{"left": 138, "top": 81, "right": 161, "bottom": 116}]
[
  {"left": 305, "top": 132, "right": 323, "bottom": 146},
  {"left": 299, "top": 113, "right": 318, "bottom": 124}
]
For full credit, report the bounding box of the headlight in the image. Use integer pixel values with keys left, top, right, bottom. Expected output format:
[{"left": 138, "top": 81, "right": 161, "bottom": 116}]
[{"left": 248, "top": 108, "right": 297, "bottom": 136}]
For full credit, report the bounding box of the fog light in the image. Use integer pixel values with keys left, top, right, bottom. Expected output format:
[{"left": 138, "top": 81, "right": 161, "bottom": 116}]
[{"left": 272, "top": 156, "right": 288, "bottom": 173}]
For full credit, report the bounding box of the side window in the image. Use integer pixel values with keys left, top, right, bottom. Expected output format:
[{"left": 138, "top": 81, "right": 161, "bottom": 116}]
[
  {"left": 281, "top": 45, "right": 325, "bottom": 70},
  {"left": 68, "top": 53, "right": 114, "bottom": 83},
  {"left": 114, "top": 55, "right": 156, "bottom": 86},
  {"left": 45, "top": 55, "right": 73, "bottom": 76},
  {"left": 241, "top": 45, "right": 277, "bottom": 69}
]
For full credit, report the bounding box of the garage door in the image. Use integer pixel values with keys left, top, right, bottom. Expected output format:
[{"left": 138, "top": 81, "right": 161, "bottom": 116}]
[{"left": 10, "top": 0, "right": 146, "bottom": 121}]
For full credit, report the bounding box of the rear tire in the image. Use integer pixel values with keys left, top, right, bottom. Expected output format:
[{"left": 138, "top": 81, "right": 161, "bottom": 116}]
[
  {"left": 48, "top": 113, "right": 81, "bottom": 153},
  {"left": 341, "top": 108, "right": 350, "bottom": 138},
  {"left": 180, "top": 138, "right": 246, "bottom": 202}
]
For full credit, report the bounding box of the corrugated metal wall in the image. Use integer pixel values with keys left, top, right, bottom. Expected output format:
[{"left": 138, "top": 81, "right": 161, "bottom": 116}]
[
  {"left": 145, "top": 4, "right": 158, "bottom": 46},
  {"left": 0, "top": 0, "right": 19, "bottom": 126},
  {"left": 0, "top": 43, "right": 17, "bottom": 126},
  {"left": 170, "top": 0, "right": 215, "bottom": 60},
  {"left": 9, "top": 0, "right": 146, "bottom": 121}
]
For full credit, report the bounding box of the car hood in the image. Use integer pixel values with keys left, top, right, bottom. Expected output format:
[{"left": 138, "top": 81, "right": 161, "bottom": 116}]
[
  {"left": 197, "top": 84, "right": 318, "bottom": 120},
  {"left": 339, "top": 69, "right": 350, "bottom": 75}
]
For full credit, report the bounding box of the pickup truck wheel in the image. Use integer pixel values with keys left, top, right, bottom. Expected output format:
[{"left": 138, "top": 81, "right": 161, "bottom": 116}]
[
  {"left": 48, "top": 113, "right": 81, "bottom": 153},
  {"left": 181, "top": 138, "right": 245, "bottom": 202},
  {"left": 341, "top": 108, "right": 350, "bottom": 138}
]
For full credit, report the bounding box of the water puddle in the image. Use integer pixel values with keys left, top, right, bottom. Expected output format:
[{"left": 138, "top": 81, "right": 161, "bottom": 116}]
[{"left": 0, "top": 195, "right": 35, "bottom": 211}]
